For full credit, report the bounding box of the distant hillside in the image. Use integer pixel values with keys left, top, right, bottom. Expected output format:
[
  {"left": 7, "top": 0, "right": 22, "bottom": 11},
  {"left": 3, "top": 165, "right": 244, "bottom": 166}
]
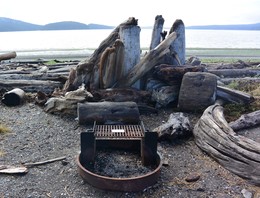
[
  {"left": 186, "top": 23, "right": 260, "bottom": 30},
  {"left": 42, "top": 21, "right": 90, "bottom": 30},
  {"left": 0, "top": 17, "right": 41, "bottom": 31},
  {"left": 0, "top": 17, "right": 114, "bottom": 32}
]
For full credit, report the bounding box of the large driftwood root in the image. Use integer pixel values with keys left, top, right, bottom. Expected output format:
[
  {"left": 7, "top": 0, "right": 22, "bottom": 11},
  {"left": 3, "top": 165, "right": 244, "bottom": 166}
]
[{"left": 193, "top": 104, "right": 260, "bottom": 186}]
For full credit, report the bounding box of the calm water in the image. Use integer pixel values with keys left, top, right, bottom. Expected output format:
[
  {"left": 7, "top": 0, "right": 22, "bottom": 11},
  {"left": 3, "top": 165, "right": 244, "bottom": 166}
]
[{"left": 0, "top": 29, "right": 259, "bottom": 59}]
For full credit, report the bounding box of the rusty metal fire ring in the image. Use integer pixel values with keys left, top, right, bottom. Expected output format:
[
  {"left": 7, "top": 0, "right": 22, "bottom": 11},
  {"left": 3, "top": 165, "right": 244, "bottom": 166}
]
[{"left": 76, "top": 152, "right": 162, "bottom": 192}]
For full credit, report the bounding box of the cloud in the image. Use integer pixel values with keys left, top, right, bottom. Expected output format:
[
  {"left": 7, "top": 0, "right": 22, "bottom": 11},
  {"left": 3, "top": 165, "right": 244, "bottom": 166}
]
[{"left": 1, "top": 0, "right": 259, "bottom": 26}]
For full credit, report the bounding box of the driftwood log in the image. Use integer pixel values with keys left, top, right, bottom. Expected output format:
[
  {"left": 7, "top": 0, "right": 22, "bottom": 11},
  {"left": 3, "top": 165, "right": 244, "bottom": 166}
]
[
  {"left": 208, "top": 68, "right": 260, "bottom": 78},
  {"left": 0, "top": 51, "right": 16, "bottom": 61},
  {"left": 0, "top": 79, "right": 62, "bottom": 94},
  {"left": 168, "top": 19, "right": 186, "bottom": 65},
  {"left": 216, "top": 85, "right": 254, "bottom": 104},
  {"left": 91, "top": 88, "right": 152, "bottom": 104},
  {"left": 193, "top": 104, "right": 260, "bottom": 186},
  {"left": 77, "top": 101, "right": 140, "bottom": 124},
  {"left": 149, "top": 15, "right": 165, "bottom": 50},
  {"left": 229, "top": 110, "right": 260, "bottom": 131},
  {"left": 153, "top": 64, "right": 206, "bottom": 85},
  {"left": 153, "top": 112, "right": 192, "bottom": 141}
]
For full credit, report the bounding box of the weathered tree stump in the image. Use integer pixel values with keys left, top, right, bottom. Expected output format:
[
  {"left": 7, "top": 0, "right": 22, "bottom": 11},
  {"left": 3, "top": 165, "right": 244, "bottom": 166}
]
[
  {"left": 72, "top": 17, "right": 138, "bottom": 90},
  {"left": 160, "top": 19, "right": 185, "bottom": 66},
  {"left": 119, "top": 24, "right": 141, "bottom": 88},
  {"left": 193, "top": 104, "right": 260, "bottom": 186},
  {"left": 178, "top": 72, "right": 217, "bottom": 112},
  {"left": 113, "top": 31, "right": 177, "bottom": 88},
  {"left": 149, "top": 15, "right": 165, "bottom": 50}
]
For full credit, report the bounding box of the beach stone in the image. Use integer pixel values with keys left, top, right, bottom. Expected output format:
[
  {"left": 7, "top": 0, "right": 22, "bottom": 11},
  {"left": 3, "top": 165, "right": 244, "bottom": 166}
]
[{"left": 178, "top": 72, "right": 217, "bottom": 111}]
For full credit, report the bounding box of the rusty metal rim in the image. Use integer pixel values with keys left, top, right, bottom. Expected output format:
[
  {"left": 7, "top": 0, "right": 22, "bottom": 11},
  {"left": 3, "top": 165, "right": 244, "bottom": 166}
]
[{"left": 76, "top": 152, "right": 162, "bottom": 192}]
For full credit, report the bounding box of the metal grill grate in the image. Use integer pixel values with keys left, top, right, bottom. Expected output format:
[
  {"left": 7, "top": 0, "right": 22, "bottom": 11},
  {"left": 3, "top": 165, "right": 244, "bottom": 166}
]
[{"left": 94, "top": 124, "right": 145, "bottom": 140}]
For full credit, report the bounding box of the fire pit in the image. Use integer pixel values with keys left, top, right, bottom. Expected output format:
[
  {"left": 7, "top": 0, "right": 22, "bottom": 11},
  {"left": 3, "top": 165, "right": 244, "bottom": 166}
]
[{"left": 76, "top": 121, "right": 162, "bottom": 192}]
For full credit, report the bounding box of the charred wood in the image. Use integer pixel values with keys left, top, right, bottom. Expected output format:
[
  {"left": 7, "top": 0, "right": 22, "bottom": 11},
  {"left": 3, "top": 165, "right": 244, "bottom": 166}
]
[{"left": 77, "top": 101, "right": 140, "bottom": 124}]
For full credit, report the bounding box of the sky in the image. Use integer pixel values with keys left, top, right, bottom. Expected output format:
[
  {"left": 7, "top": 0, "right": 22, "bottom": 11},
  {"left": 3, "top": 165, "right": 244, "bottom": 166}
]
[{"left": 1, "top": 0, "right": 260, "bottom": 27}]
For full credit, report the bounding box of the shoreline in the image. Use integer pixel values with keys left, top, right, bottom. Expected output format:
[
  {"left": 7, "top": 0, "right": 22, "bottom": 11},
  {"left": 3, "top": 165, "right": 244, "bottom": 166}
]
[{"left": 1, "top": 48, "right": 260, "bottom": 63}]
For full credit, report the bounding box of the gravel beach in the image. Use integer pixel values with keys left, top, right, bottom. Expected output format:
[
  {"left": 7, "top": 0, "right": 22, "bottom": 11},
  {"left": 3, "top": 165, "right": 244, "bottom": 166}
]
[{"left": 1, "top": 100, "right": 259, "bottom": 197}]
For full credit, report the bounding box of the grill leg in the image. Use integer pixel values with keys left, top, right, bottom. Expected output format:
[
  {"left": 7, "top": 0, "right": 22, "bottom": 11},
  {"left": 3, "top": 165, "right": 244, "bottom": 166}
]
[
  {"left": 142, "top": 131, "right": 158, "bottom": 166},
  {"left": 80, "top": 130, "right": 96, "bottom": 168}
]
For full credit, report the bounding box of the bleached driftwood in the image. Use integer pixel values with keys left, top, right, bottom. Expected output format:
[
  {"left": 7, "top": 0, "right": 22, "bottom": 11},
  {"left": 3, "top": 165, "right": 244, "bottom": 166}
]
[
  {"left": 114, "top": 31, "right": 177, "bottom": 87},
  {"left": 229, "top": 110, "right": 260, "bottom": 131},
  {"left": 153, "top": 112, "right": 192, "bottom": 141},
  {"left": 217, "top": 85, "right": 254, "bottom": 104},
  {"left": 193, "top": 104, "right": 260, "bottom": 186},
  {"left": 0, "top": 165, "right": 28, "bottom": 174}
]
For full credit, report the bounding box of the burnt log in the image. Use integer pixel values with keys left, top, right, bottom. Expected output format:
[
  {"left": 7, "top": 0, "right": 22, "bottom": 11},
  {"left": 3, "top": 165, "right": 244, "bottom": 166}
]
[
  {"left": 193, "top": 104, "right": 260, "bottom": 186},
  {"left": 77, "top": 101, "right": 140, "bottom": 124},
  {"left": 217, "top": 85, "right": 254, "bottom": 104},
  {"left": 91, "top": 88, "right": 152, "bottom": 105},
  {"left": 153, "top": 64, "right": 206, "bottom": 85},
  {"left": 229, "top": 110, "right": 260, "bottom": 131},
  {"left": 0, "top": 51, "right": 16, "bottom": 61},
  {"left": 152, "top": 85, "right": 180, "bottom": 108},
  {"left": 153, "top": 112, "right": 192, "bottom": 141},
  {"left": 1, "top": 88, "right": 25, "bottom": 106}
]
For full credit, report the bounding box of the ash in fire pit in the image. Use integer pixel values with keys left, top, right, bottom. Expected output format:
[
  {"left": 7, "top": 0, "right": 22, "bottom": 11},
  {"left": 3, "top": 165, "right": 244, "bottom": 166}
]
[
  {"left": 89, "top": 149, "right": 156, "bottom": 178},
  {"left": 76, "top": 120, "right": 162, "bottom": 192}
]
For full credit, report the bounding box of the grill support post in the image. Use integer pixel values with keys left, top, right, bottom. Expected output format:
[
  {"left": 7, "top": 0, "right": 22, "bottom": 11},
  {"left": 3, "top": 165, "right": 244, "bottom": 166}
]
[
  {"left": 142, "top": 131, "right": 158, "bottom": 166},
  {"left": 80, "top": 130, "right": 96, "bottom": 168}
]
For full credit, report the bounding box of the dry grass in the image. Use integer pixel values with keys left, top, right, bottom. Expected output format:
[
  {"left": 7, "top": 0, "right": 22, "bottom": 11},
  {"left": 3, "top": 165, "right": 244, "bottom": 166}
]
[
  {"left": 0, "top": 124, "right": 10, "bottom": 134},
  {"left": 224, "top": 81, "right": 260, "bottom": 122},
  {"left": 0, "top": 149, "right": 6, "bottom": 157}
]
